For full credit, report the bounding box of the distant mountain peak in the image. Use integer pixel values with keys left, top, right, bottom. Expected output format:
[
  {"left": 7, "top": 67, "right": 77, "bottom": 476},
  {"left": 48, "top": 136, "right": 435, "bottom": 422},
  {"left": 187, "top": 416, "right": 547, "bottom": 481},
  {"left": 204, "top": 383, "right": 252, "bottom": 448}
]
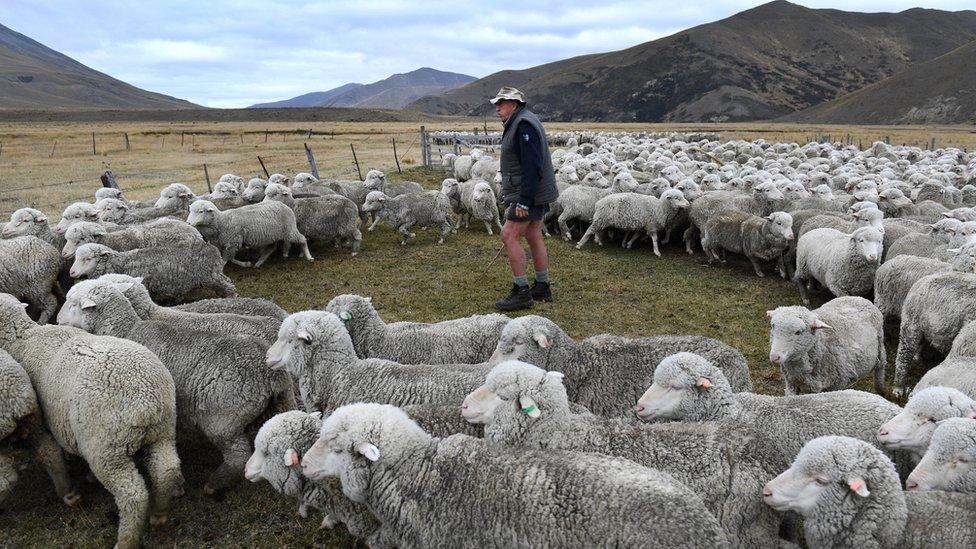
[{"left": 250, "top": 66, "right": 475, "bottom": 109}]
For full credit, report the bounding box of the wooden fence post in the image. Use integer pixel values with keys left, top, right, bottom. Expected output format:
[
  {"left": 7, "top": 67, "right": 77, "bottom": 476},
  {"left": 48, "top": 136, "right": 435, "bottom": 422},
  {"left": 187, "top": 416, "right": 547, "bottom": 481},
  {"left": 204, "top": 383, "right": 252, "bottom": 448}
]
[
  {"left": 50, "top": 142, "right": 57, "bottom": 158},
  {"left": 203, "top": 164, "right": 212, "bottom": 193},
  {"left": 420, "top": 125, "right": 428, "bottom": 167},
  {"left": 100, "top": 170, "right": 120, "bottom": 190},
  {"left": 240, "top": 133, "right": 244, "bottom": 145},
  {"left": 392, "top": 137, "right": 402, "bottom": 173},
  {"left": 257, "top": 156, "right": 270, "bottom": 178},
  {"left": 92, "top": 132, "right": 96, "bottom": 155},
  {"left": 350, "top": 144, "right": 363, "bottom": 180},
  {"left": 265, "top": 130, "right": 269, "bottom": 143},
  {"left": 307, "top": 128, "right": 313, "bottom": 139},
  {"left": 181, "top": 131, "right": 185, "bottom": 147},
  {"left": 304, "top": 143, "right": 320, "bottom": 180},
  {"left": 124, "top": 132, "right": 130, "bottom": 151}
]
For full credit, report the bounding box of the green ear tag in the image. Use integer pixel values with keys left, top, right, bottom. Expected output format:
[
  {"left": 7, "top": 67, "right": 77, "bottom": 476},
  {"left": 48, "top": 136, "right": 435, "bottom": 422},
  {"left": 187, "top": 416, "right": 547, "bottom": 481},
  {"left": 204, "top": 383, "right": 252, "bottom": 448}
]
[{"left": 521, "top": 404, "right": 537, "bottom": 415}]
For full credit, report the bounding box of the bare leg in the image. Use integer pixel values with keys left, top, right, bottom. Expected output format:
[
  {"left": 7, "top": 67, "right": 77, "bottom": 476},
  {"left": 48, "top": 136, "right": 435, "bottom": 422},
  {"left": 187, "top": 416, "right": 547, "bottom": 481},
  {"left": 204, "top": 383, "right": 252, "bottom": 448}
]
[
  {"left": 502, "top": 220, "right": 531, "bottom": 277},
  {"left": 524, "top": 221, "right": 549, "bottom": 273}
]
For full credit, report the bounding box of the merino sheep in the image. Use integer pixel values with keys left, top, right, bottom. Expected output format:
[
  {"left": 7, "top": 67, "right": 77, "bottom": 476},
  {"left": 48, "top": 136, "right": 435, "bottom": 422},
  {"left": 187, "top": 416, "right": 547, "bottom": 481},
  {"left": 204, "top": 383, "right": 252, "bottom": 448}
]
[
  {"left": 0, "top": 236, "right": 62, "bottom": 323},
  {"left": 474, "top": 361, "right": 782, "bottom": 547},
  {"left": 0, "top": 348, "right": 76, "bottom": 507},
  {"left": 912, "top": 357, "right": 976, "bottom": 399},
  {"left": 576, "top": 189, "right": 690, "bottom": 255},
  {"left": 683, "top": 182, "right": 786, "bottom": 253},
  {"left": 894, "top": 270, "right": 976, "bottom": 396},
  {"left": 69, "top": 241, "right": 236, "bottom": 302},
  {"left": 637, "top": 352, "right": 901, "bottom": 466},
  {"left": 263, "top": 183, "right": 362, "bottom": 255},
  {"left": 172, "top": 296, "right": 287, "bottom": 320},
  {"left": 362, "top": 169, "right": 422, "bottom": 198},
  {"left": 325, "top": 294, "right": 507, "bottom": 364},
  {"left": 768, "top": 297, "right": 886, "bottom": 395},
  {"left": 907, "top": 417, "right": 976, "bottom": 492},
  {"left": 187, "top": 199, "right": 312, "bottom": 267},
  {"left": 54, "top": 202, "right": 100, "bottom": 235},
  {"left": 468, "top": 182, "right": 502, "bottom": 235},
  {"left": 2, "top": 207, "right": 65, "bottom": 251},
  {"left": 873, "top": 255, "right": 952, "bottom": 324},
  {"left": 362, "top": 190, "right": 453, "bottom": 245},
  {"left": 878, "top": 387, "right": 976, "bottom": 459},
  {"left": 488, "top": 315, "right": 752, "bottom": 416},
  {"left": 300, "top": 403, "right": 732, "bottom": 548},
  {"left": 764, "top": 436, "right": 976, "bottom": 548},
  {"left": 555, "top": 174, "right": 637, "bottom": 240},
  {"left": 61, "top": 218, "right": 201, "bottom": 258},
  {"left": 266, "top": 311, "right": 489, "bottom": 414},
  {"left": 701, "top": 210, "right": 793, "bottom": 277},
  {"left": 242, "top": 178, "right": 269, "bottom": 203},
  {"left": 794, "top": 226, "right": 884, "bottom": 304},
  {"left": 56, "top": 284, "right": 295, "bottom": 495},
  {"left": 0, "top": 293, "right": 180, "bottom": 549}
]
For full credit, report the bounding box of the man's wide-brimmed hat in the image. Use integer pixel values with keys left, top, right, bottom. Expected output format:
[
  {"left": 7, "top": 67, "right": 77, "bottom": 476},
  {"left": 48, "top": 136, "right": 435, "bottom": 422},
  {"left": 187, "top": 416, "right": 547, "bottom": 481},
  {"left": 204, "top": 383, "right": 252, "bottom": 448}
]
[{"left": 489, "top": 87, "right": 526, "bottom": 104}]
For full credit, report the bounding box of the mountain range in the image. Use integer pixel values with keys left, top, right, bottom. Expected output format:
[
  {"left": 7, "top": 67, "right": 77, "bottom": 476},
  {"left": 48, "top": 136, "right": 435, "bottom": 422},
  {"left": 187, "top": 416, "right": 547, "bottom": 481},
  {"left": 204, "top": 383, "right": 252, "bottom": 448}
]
[
  {"left": 410, "top": 1, "right": 976, "bottom": 123},
  {"left": 249, "top": 68, "right": 475, "bottom": 109},
  {"left": 0, "top": 22, "right": 195, "bottom": 109}
]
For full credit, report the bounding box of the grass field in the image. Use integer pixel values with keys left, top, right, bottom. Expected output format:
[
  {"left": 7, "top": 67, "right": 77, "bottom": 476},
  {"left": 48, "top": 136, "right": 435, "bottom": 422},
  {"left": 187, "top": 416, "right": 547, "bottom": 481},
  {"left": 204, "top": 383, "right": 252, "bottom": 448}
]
[{"left": 0, "top": 120, "right": 956, "bottom": 546}]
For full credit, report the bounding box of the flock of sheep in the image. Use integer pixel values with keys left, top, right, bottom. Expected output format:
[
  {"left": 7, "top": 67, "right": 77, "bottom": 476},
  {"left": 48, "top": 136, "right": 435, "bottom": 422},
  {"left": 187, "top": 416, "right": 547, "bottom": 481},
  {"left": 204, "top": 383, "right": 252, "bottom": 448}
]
[{"left": 1, "top": 131, "right": 976, "bottom": 548}]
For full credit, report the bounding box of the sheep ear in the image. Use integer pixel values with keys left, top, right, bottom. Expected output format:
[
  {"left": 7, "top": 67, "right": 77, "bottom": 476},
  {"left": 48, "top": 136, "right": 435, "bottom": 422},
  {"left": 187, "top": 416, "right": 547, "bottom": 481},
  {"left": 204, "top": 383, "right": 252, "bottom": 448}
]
[
  {"left": 355, "top": 442, "right": 380, "bottom": 462},
  {"left": 364, "top": 297, "right": 372, "bottom": 303},
  {"left": 545, "top": 371, "right": 565, "bottom": 381},
  {"left": 519, "top": 395, "right": 542, "bottom": 418},
  {"left": 97, "top": 248, "right": 112, "bottom": 256},
  {"left": 36, "top": 215, "right": 47, "bottom": 222},
  {"left": 947, "top": 228, "right": 957, "bottom": 235},
  {"left": 766, "top": 310, "right": 775, "bottom": 319},
  {"left": 283, "top": 448, "right": 300, "bottom": 467},
  {"left": 811, "top": 318, "right": 833, "bottom": 331},
  {"left": 309, "top": 411, "right": 322, "bottom": 420},
  {"left": 115, "top": 282, "right": 135, "bottom": 293},
  {"left": 296, "top": 328, "right": 312, "bottom": 343},
  {"left": 532, "top": 330, "right": 552, "bottom": 349},
  {"left": 133, "top": 277, "right": 145, "bottom": 284},
  {"left": 81, "top": 299, "right": 97, "bottom": 310},
  {"left": 20, "top": 302, "right": 28, "bottom": 310},
  {"left": 847, "top": 477, "right": 870, "bottom": 498},
  {"left": 943, "top": 212, "right": 953, "bottom": 218},
  {"left": 696, "top": 377, "right": 713, "bottom": 390},
  {"left": 948, "top": 248, "right": 961, "bottom": 254}
]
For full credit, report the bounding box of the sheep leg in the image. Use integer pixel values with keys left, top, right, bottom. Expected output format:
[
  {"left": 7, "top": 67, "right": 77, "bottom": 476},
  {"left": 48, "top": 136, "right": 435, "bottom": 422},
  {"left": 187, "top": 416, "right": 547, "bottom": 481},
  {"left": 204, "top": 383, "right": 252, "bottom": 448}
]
[
  {"left": 558, "top": 213, "right": 573, "bottom": 241},
  {"left": 35, "top": 291, "right": 58, "bottom": 325},
  {"left": 143, "top": 440, "right": 181, "bottom": 528},
  {"left": 576, "top": 226, "right": 596, "bottom": 249},
  {"left": 650, "top": 233, "right": 661, "bottom": 257},
  {"left": 88, "top": 453, "right": 149, "bottom": 549},
  {"left": 398, "top": 224, "right": 416, "bottom": 245},
  {"left": 367, "top": 216, "right": 382, "bottom": 232},
  {"left": 296, "top": 238, "right": 314, "bottom": 261},
  {"left": 438, "top": 221, "right": 452, "bottom": 244},
  {"left": 625, "top": 232, "right": 641, "bottom": 249},
  {"left": 893, "top": 319, "right": 922, "bottom": 398},
  {"left": 28, "top": 427, "right": 79, "bottom": 506},
  {"left": 350, "top": 229, "right": 363, "bottom": 256},
  {"left": 252, "top": 246, "right": 277, "bottom": 268},
  {"left": 683, "top": 226, "right": 696, "bottom": 254},
  {"left": 224, "top": 246, "right": 251, "bottom": 268},
  {"left": 747, "top": 255, "right": 765, "bottom": 277},
  {"left": 874, "top": 326, "right": 887, "bottom": 395},
  {"left": 661, "top": 228, "right": 673, "bottom": 245},
  {"left": 205, "top": 436, "right": 251, "bottom": 495},
  {"left": 483, "top": 221, "right": 493, "bottom": 236}
]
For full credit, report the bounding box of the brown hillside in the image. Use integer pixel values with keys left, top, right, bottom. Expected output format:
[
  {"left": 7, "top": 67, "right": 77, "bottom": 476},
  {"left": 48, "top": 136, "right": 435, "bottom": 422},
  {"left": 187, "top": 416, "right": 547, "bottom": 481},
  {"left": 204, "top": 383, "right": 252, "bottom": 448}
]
[{"left": 410, "top": 1, "right": 976, "bottom": 122}]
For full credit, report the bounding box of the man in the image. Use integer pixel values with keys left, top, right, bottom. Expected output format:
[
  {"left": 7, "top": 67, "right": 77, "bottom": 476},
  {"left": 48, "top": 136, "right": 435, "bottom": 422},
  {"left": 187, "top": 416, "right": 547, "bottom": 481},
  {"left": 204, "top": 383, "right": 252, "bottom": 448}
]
[{"left": 489, "top": 87, "right": 559, "bottom": 312}]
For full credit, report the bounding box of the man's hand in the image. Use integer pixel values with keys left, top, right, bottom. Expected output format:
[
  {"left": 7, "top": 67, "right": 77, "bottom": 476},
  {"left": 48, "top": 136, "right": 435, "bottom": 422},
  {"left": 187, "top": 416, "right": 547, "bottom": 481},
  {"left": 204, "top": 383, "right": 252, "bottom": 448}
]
[{"left": 515, "top": 205, "right": 529, "bottom": 218}]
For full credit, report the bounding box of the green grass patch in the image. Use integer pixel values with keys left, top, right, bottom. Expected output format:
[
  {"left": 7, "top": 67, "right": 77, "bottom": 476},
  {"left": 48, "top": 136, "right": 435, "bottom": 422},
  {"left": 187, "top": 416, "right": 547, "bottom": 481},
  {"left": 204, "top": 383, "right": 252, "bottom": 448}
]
[{"left": 4, "top": 166, "right": 898, "bottom": 546}]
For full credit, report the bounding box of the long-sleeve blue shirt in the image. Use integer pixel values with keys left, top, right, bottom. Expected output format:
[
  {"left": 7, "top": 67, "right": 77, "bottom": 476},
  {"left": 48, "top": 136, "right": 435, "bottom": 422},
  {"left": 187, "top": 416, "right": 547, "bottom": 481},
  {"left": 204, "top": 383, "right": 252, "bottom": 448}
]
[{"left": 512, "top": 120, "right": 544, "bottom": 207}]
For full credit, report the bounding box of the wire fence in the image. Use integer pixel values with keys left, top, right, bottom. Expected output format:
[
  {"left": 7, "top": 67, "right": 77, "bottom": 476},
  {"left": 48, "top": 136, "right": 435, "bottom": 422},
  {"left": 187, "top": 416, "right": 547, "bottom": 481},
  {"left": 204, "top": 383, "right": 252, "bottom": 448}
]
[{"left": 0, "top": 127, "right": 427, "bottom": 217}]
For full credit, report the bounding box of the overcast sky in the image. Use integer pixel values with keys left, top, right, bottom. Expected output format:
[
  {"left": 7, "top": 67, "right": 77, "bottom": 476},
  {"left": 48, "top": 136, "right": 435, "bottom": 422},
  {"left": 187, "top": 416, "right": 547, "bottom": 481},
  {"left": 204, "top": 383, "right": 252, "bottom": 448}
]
[{"left": 4, "top": 0, "right": 974, "bottom": 108}]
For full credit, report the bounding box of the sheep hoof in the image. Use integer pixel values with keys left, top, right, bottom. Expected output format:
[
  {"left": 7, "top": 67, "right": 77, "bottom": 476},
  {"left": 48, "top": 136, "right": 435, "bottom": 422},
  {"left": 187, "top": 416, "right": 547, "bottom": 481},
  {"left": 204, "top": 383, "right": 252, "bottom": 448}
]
[
  {"left": 350, "top": 252, "right": 358, "bottom": 257},
  {"left": 320, "top": 515, "right": 338, "bottom": 530},
  {"left": 149, "top": 513, "right": 168, "bottom": 528},
  {"left": 367, "top": 227, "right": 375, "bottom": 232},
  {"left": 756, "top": 272, "right": 765, "bottom": 278},
  {"left": 892, "top": 387, "right": 906, "bottom": 399},
  {"left": 409, "top": 233, "right": 416, "bottom": 238},
  {"left": 653, "top": 250, "right": 662, "bottom": 257},
  {"left": 202, "top": 484, "right": 216, "bottom": 496},
  {"left": 63, "top": 491, "right": 82, "bottom": 507},
  {"left": 437, "top": 238, "right": 444, "bottom": 244}
]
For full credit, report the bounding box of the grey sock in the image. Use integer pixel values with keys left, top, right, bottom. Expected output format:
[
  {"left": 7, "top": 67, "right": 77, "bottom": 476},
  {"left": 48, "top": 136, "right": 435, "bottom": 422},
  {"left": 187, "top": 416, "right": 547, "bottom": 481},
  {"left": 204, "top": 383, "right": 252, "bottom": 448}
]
[
  {"left": 535, "top": 270, "right": 549, "bottom": 283},
  {"left": 513, "top": 275, "right": 529, "bottom": 288}
]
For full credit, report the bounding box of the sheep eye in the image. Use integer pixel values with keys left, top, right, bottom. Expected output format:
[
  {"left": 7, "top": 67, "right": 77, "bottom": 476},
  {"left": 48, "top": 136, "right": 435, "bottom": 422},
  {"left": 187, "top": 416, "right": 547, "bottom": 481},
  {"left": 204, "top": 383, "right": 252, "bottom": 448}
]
[{"left": 795, "top": 330, "right": 803, "bottom": 335}]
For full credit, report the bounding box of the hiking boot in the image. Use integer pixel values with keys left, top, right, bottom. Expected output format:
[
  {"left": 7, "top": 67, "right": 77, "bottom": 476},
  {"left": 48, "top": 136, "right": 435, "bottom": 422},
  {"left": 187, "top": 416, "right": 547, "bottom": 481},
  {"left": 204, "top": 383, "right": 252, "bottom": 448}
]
[
  {"left": 495, "top": 284, "right": 533, "bottom": 312},
  {"left": 531, "top": 281, "right": 553, "bottom": 302}
]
